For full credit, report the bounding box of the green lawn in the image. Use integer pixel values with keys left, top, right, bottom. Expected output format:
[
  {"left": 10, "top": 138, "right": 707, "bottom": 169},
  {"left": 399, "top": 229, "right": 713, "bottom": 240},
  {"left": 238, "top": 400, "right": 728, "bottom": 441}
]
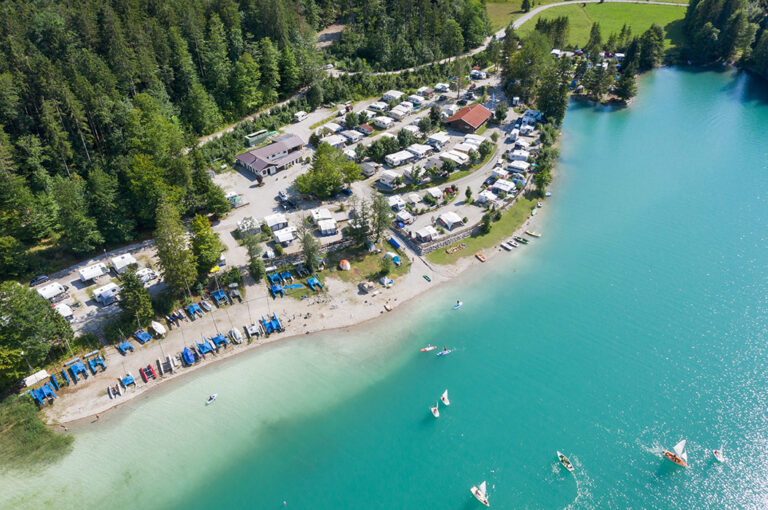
[
  {"left": 515, "top": 3, "right": 687, "bottom": 49},
  {"left": 486, "top": 0, "right": 687, "bottom": 32},
  {"left": 325, "top": 240, "right": 411, "bottom": 283},
  {"left": 427, "top": 195, "right": 538, "bottom": 265}
]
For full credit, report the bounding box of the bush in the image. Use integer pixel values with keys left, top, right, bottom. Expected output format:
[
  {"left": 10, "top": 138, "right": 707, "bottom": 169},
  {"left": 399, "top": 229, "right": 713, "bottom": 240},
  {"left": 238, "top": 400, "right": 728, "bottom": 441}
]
[
  {"left": 274, "top": 243, "right": 284, "bottom": 256},
  {"left": 250, "top": 258, "right": 266, "bottom": 282}
]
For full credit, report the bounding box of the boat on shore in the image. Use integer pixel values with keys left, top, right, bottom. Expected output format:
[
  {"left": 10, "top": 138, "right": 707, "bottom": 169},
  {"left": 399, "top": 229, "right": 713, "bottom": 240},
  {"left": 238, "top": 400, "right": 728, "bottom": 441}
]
[
  {"left": 557, "top": 451, "right": 574, "bottom": 472},
  {"left": 507, "top": 239, "right": 519, "bottom": 248},
  {"left": 470, "top": 481, "right": 490, "bottom": 507},
  {"left": 514, "top": 236, "right": 528, "bottom": 245},
  {"left": 525, "top": 230, "right": 541, "bottom": 238},
  {"left": 500, "top": 242, "right": 512, "bottom": 251},
  {"left": 423, "top": 274, "right": 431, "bottom": 282},
  {"left": 663, "top": 439, "right": 688, "bottom": 467},
  {"left": 475, "top": 252, "right": 487, "bottom": 262}
]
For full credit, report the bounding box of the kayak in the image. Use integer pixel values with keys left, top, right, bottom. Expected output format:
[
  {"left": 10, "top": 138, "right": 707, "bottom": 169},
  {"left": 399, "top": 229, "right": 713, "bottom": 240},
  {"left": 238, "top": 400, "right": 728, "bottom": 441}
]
[
  {"left": 557, "top": 451, "right": 575, "bottom": 472},
  {"left": 436, "top": 349, "right": 452, "bottom": 356},
  {"left": 423, "top": 275, "right": 431, "bottom": 282},
  {"left": 206, "top": 393, "right": 217, "bottom": 405},
  {"left": 420, "top": 345, "right": 438, "bottom": 352}
]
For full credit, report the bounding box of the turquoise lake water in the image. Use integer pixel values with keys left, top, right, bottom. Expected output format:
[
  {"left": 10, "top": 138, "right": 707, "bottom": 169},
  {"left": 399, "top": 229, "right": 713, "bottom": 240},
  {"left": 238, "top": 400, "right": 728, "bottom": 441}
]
[{"left": 2, "top": 67, "right": 768, "bottom": 509}]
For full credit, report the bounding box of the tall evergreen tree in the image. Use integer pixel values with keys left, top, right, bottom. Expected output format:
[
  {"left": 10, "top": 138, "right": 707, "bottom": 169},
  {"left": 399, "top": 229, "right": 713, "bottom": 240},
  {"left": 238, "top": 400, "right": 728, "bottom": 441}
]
[
  {"left": 52, "top": 176, "right": 104, "bottom": 254},
  {"left": 154, "top": 199, "right": 197, "bottom": 295},
  {"left": 190, "top": 214, "right": 225, "bottom": 278},
  {"left": 279, "top": 46, "right": 300, "bottom": 96},
  {"left": 258, "top": 38, "right": 281, "bottom": 104}
]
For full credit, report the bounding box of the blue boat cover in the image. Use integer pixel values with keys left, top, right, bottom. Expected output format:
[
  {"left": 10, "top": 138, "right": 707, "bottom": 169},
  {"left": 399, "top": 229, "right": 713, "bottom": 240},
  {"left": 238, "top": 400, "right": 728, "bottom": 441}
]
[
  {"left": 70, "top": 361, "right": 88, "bottom": 377},
  {"left": 267, "top": 273, "right": 282, "bottom": 285},
  {"left": 133, "top": 329, "right": 152, "bottom": 344},
  {"left": 197, "top": 340, "right": 214, "bottom": 355},
  {"left": 280, "top": 271, "right": 292, "bottom": 281},
  {"left": 186, "top": 303, "right": 203, "bottom": 315},
  {"left": 388, "top": 236, "right": 400, "bottom": 249},
  {"left": 49, "top": 374, "right": 60, "bottom": 390},
  {"left": 121, "top": 374, "right": 135, "bottom": 386},
  {"left": 212, "top": 290, "right": 227, "bottom": 303},
  {"left": 211, "top": 334, "right": 229, "bottom": 347},
  {"left": 182, "top": 347, "right": 195, "bottom": 365},
  {"left": 284, "top": 283, "right": 304, "bottom": 290},
  {"left": 88, "top": 357, "right": 106, "bottom": 374},
  {"left": 307, "top": 277, "right": 323, "bottom": 290},
  {"left": 117, "top": 340, "right": 134, "bottom": 354}
]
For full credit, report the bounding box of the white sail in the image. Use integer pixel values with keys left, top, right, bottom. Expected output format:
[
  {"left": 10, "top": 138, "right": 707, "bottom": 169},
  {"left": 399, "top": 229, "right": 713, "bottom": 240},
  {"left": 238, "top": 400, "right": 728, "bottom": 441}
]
[
  {"left": 478, "top": 481, "right": 487, "bottom": 497},
  {"left": 441, "top": 390, "right": 450, "bottom": 406},
  {"left": 673, "top": 440, "right": 687, "bottom": 457}
]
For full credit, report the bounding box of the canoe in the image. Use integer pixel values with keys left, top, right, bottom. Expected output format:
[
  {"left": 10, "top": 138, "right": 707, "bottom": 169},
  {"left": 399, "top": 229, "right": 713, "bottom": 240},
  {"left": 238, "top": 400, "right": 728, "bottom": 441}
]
[
  {"left": 557, "top": 451, "right": 575, "bottom": 472},
  {"left": 475, "top": 252, "right": 487, "bottom": 262},
  {"left": 423, "top": 275, "right": 431, "bottom": 282}
]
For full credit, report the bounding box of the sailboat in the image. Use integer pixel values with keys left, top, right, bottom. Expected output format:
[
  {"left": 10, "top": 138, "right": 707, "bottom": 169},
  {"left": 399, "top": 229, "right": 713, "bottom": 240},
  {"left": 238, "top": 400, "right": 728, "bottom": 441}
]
[
  {"left": 441, "top": 390, "right": 450, "bottom": 406},
  {"left": 663, "top": 439, "right": 688, "bottom": 467},
  {"left": 712, "top": 447, "right": 725, "bottom": 463},
  {"left": 470, "top": 481, "right": 490, "bottom": 507},
  {"left": 430, "top": 402, "right": 440, "bottom": 418}
]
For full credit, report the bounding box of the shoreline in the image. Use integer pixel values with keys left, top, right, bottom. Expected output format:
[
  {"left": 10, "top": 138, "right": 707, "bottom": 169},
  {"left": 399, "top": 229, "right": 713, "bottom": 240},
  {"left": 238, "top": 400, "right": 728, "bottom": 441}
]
[{"left": 48, "top": 206, "right": 548, "bottom": 427}]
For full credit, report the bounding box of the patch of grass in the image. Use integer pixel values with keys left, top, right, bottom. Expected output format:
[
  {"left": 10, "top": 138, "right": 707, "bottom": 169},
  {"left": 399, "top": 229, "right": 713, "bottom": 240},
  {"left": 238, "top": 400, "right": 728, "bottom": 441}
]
[
  {"left": 427, "top": 195, "right": 537, "bottom": 265},
  {"left": 326, "top": 241, "right": 411, "bottom": 283},
  {"left": 281, "top": 273, "right": 328, "bottom": 300},
  {"left": 516, "top": 3, "right": 687, "bottom": 49},
  {"left": 0, "top": 395, "right": 73, "bottom": 469}
]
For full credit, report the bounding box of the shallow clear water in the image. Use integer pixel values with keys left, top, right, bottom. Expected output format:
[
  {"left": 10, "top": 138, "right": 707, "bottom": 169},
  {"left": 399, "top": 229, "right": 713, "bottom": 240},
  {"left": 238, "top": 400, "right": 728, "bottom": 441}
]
[{"left": 2, "top": 68, "right": 768, "bottom": 509}]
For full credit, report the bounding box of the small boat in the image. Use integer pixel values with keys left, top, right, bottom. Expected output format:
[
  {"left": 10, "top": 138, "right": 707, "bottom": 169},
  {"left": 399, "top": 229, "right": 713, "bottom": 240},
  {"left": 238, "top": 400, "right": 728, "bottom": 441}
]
[
  {"left": 206, "top": 393, "right": 218, "bottom": 405},
  {"left": 441, "top": 390, "right": 450, "bottom": 406},
  {"left": 384, "top": 303, "right": 393, "bottom": 311},
  {"left": 500, "top": 242, "right": 512, "bottom": 251},
  {"left": 475, "top": 252, "right": 487, "bottom": 262},
  {"left": 514, "top": 236, "right": 528, "bottom": 244},
  {"left": 531, "top": 208, "right": 537, "bottom": 216},
  {"left": 431, "top": 403, "right": 440, "bottom": 418},
  {"left": 663, "top": 439, "right": 688, "bottom": 467},
  {"left": 525, "top": 230, "right": 541, "bottom": 238},
  {"left": 545, "top": 191, "right": 552, "bottom": 197},
  {"left": 470, "top": 481, "right": 490, "bottom": 507},
  {"left": 454, "top": 301, "right": 463, "bottom": 309},
  {"left": 713, "top": 448, "right": 725, "bottom": 463},
  {"left": 423, "top": 274, "right": 431, "bottom": 282},
  {"left": 537, "top": 201, "right": 543, "bottom": 208},
  {"left": 437, "top": 349, "right": 452, "bottom": 356},
  {"left": 557, "top": 451, "right": 574, "bottom": 472},
  {"left": 107, "top": 386, "right": 114, "bottom": 399},
  {"left": 508, "top": 239, "right": 519, "bottom": 248},
  {"left": 420, "top": 345, "right": 437, "bottom": 352}
]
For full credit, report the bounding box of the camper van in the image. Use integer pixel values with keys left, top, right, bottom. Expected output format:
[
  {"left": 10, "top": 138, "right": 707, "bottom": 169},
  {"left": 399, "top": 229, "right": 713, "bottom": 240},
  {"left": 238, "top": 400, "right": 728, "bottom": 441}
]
[{"left": 293, "top": 111, "right": 308, "bottom": 123}]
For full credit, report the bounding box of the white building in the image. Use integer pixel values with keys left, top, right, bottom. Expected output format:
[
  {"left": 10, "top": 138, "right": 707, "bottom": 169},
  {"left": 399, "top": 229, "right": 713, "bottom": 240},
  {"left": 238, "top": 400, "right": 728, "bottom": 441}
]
[
  {"left": 515, "top": 138, "right": 531, "bottom": 150},
  {"left": 395, "top": 210, "right": 413, "bottom": 224},
  {"left": 509, "top": 150, "right": 530, "bottom": 162},
  {"left": 93, "top": 282, "right": 120, "bottom": 304},
  {"left": 384, "top": 150, "right": 415, "bottom": 167},
  {"left": 407, "top": 94, "right": 423, "bottom": 106},
  {"left": 37, "top": 282, "right": 67, "bottom": 301},
  {"left": 438, "top": 212, "right": 464, "bottom": 231},
  {"left": 520, "top": 124, "right": 534, "bottom": 135},
  {"left": 372, "top": 116, "right": 394, "bottom": 129},
  {"left": 508, "top": 160, "right": 530, "bottom": 173},
  {"left": 465, "top": 134, "right": 485, "bottom": 145},
  {"left": 387, "top": 195, "right": 406, "bottom": 211},
  {"left": 477, "top": 189, "right": 500, "bottom": 206},
  {"left": 359, "top": 110, "right": 376, "bottom": 122},
  {"left": 406, "top": 143, "right": 433, "bottom": 159},
  {"left": 491, "top": 179, "right": 516, "bottom": 195},
  {"left": 311, "top": 208, "right": 333, "bottom": 223},
  {"left": 434, "top": 83, "right": 450, "bottom": 92},
  {"left": 321, "top": 122, "right": 343, "bottom": 133},
  {"left": 382, "top": 90, "right": 405, "bottom": 102},
  {"left": 522, "top": 109, "right": 543, "bottom": 124},
  {"left": 440, "top": 150, "right": 470, "bottom": 166},
  {"left": 340, "top": 130, "right": 364, "bottom": 144},
  {"left": 136, "top": 267, "right": 157, "bottom": 284},
  {"left": 387, "top": 106, "right": 408, "bottom": 121},
  {"left": 453, "top": 143, "right": 477, "bottom": 155},
  {"left": 379, "top": 169, "right": 401, "bottom": 188},
  {"left": 264, "top": 213, "right": 288, "bottom": 231},
  {"left": 470, "top": 70, "right": 487, "bottom": 79},
  {"left": 273, "top": 227, "right": 297, "bottom": 246},
  {"left": 417, "top": 86, "right": 434, "bottom": 97},
  {"left": 425, "top": 187, "right": 442, "bottom": 201},
  {"left": 320, "top": 134, "right": 347, "bottom": 149},
  {"left": 343, "top": 148, "right": 357, "bottom": 160},
  {"left": 361, "top": 162, "right": 380, "bottom": 177},
  {"left": 317, "top": 219, "right": 338, "bottom": 236},
  {"left": 112, "top": 253, "right": 138, "bottom": 274},
  {"left": 415, "top": 225, "right": 439, "bottom": 242},
  {"left": 293, "top": 110, "right": 308, "bottom": 122},
  {"left": 492, "top": 167, "right": 510, "bottom": 180},
  {"left": 369, "top": 101, "right": 389, "bottom": 112},
  {"left": 398, "top": 101, "right": 414, "bottom": 113},
  {"left": 54, "top": 303, "right": 74, "bottom": 320},
  {"left": 78, "top": 262, "right": 108, "bottom": 282},
  {"left": 428, "top": 132, "right": 451, "bottom": 149},
  {"left": 407, "top": 193, "right": 422, "bottom": 205}
]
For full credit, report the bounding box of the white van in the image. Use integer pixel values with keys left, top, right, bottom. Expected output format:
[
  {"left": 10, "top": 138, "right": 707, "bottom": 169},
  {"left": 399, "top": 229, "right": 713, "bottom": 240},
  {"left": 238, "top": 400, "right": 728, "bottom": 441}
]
[{"left": 293, "top": 111, "right": 308, "bottom": 123}]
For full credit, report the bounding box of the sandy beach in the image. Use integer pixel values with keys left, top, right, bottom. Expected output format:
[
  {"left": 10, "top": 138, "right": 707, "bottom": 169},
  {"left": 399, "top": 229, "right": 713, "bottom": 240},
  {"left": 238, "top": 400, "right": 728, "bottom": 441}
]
[{"left": 44, "top": 210, "right": 545, "bottom": 426}]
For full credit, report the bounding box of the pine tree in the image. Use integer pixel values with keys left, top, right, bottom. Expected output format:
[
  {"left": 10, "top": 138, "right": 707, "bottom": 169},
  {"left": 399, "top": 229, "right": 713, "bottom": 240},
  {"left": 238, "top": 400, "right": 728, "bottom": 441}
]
[
  {"left": 258, "top": 38, "right": 281, "bottom": 104},
  {"left": 522, "top": 0, "right": 532, "bottom": 13},
  {"left": 154, "top": 199, "right": 197, "bottom": 294},
  {"left": 119, "top": 266, "right": 154, "bottom": 325},
  {"left": 615, "top": 64, "right": 638, "bottom": 101},
  {"left": 279, "top": 46, "right": 300, "bottom": 96},
  {"left": 53, "top": 176, "right": 104, "bottom": 254},
  {"left": 190, "top": 214, "right": 225, "bottom": 278}
]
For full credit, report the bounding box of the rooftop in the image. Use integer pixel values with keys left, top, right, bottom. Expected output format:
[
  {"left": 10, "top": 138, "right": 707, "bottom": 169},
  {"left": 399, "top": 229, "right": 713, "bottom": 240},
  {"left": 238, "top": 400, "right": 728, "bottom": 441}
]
[{"left": 445, "top": 104, "right": 493, "bottom": 130}]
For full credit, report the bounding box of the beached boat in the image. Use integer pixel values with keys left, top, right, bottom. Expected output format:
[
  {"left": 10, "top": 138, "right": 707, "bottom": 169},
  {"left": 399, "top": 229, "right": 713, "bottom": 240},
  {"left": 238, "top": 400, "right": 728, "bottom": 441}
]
[
  {"left": 441, "top": 390, "right": 450, "bottom": 406},
  {"left": 557, "top": 451, "right": 574, "bottom": 472},
  {"left": 525, "top": 230, "right": 541, "bottom": 238},
  {"left": 537, "top": 201, "right": 543, "bottom": 208},
  {"left": 514, "top": 236, "right": 528, "bottom": 244},
  {"left": 501, "top": 242, "right": 512, "bottom": 251},
  {"left": 475, "top": 252, "right": 487, "bottom": 262},
  {"left": 545, "top": 191, "right": 552, "bottom": 197},
  {"left": 507, "top": 239, "right": 519, "bottom": 248},
  {"left": 431, "top": 403, "right": 440, "bottom": 418},
  {"left": 663, "top": 439, "right": 688, "bottom": 467},
  {"left": 423, "top": 275, "right": 431, "bottom": 282},
  {"left": 107, "top": 386, "right": 114, "bottom": 399},
  {"left": 531, "top": 208, "right": 537, "bottom": 216},
  {"left": 206, "top": 393, "right": 217, "bottom": 405},
  {"left": 437, "top": 349, "right": 452, "bottom": 356},
  {"left": 420, "top": 345, "right": 437, "bottom": 352},
  {"left": 713, "top": 448, "right": 725, "bottom": 463},
  {"left": 470, "top": 481, "right": 490, "bottom": 507}
]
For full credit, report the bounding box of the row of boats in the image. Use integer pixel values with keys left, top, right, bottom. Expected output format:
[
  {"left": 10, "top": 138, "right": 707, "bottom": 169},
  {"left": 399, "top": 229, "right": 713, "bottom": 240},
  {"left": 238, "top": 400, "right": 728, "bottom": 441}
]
[{"left": 501, "top": 230, "right": 541, "bottom": 251}]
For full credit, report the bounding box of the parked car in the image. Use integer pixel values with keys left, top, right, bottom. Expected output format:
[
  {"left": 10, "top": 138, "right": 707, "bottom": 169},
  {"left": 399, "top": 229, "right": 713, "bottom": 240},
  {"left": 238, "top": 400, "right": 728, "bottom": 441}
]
[
  {"left": 457, "top": 99, "right": 468, "bottom": 106},
  {"left": 278, "top": 190, "right": 288, "bottom": 202},
  {"left": 29, "top": 275, "right": 50, "bottom": 287}
]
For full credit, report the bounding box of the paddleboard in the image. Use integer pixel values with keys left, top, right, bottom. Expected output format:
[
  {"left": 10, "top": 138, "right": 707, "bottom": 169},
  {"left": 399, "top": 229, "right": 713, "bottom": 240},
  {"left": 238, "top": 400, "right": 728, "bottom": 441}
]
[
  {"left": 420, "top": 345, "right": 437, "bottom": 352},
  {"left": 453, "top": 301, "right": 463, "bottom": 309},
  {"left": 437, "top": 350, "right": 452, "bottom": 356}
]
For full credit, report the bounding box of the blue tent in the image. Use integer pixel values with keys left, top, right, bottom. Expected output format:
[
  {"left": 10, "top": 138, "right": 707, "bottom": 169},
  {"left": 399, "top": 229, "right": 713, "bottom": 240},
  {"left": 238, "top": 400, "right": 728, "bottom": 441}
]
[
  {"left": 88, "top": 356, "right": 106, "bottom": 374},
  {"left": 182, "top": 347, "right": 195, "bottom": 365},
  {"left": 69, "top": 361, "right": 88, "bottom": 382},
  {"left": 212, "top": 290, "right": 228, "bottom": 306},
  {"left": 197, "top": 340, "right": 214, "bottom": 355},
  {"left": 117, "top": 340, "right": 134, "bottom": 355},
  {"left": 388, "top": 236, "right": 401, "bottom": 249},
  {"left": 133, "top": 329, "right": 151, "bottom": 344},
  {"left": 211, "top": 334, "right": 229, "bottom": 348}
]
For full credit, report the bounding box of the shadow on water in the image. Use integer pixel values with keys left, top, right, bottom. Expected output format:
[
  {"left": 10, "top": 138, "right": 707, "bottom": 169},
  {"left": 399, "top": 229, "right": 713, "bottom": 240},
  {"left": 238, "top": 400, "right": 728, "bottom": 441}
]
[{"left": 670, "top": 65, "right": 768, "bottom": 105}]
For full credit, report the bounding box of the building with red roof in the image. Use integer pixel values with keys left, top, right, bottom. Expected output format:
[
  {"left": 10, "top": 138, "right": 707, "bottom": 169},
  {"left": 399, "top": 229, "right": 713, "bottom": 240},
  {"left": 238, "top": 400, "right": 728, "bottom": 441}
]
[{"left": 445, "top": 104, "right": 493, "bottom": 133}]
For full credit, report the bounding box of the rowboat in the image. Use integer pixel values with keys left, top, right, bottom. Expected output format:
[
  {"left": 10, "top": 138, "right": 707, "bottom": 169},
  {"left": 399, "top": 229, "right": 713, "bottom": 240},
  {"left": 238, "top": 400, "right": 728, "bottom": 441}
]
[
  {"left": 475, "top": 252, "right": 487, "bottom": 262},
  {"left": 423, "top": 275, "right": 431, "bottom": 282},
  {"left": 470, "top": 481, "right": 490, "bottom": 507},
  {"left": 501, "top": 242, "right": 512, "bottom": 251},
  {"left": 441, "top": 390, "right": 450, "bottom": 406},
  {"left": 525, "top": 230, "right": 541, "bottom": 238},
  {"left": 663, "top": 439, "right": 688, "bottom": 467},
  {"left": 420, "top": 345, "right": 437, "bottom": 352},
  {"left": 430, "top": 403, "right": 440, "bottom": 418},
  {"left": 557, "top": 451, "right": 574, "bottom": 472},
  {"left": 507, "top": 239, "right": 519, "bottom": 248},
  {"left": 206, "top": 393, "right": 218, "bottom": 405},
  {"left": 514, "top": 236, "right": 528, "bottom": 244}
]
